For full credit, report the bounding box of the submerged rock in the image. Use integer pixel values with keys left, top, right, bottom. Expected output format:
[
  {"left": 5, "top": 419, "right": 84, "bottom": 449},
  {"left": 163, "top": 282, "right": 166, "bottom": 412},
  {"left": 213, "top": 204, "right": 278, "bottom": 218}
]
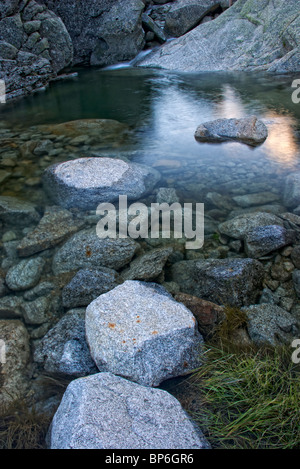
[
  {"left": 122, "top": 247, "right": 173, "bottom": 281},
  {"left": 284, "top": 172, "right": 300, "bottom": 208},
  {"left": 85, "top": 281, "right": 204, "bottom": 386},
  {"left": 48, "top": 372, "right": 210, "bottom": 449},
  {"left": 17, "top": 206, "right": 84, "bottom": 257},
  {"left": 0, "top": 196, "right": 40, "bottom": 227},
  {"left": 219, "top": 212, "right": 284, "bottom": 240},
  {"left": 52, "top": 228, "right": 139, "bottom": 274},
  {"left": 43, "top": 157, "right": 160, "bottom": 210},
  {"left": 5, "top": 258, "right": 45, "bottom": 292},
  {"left": 244, "top": 225, "right": 296, "bottom": 258},
  {"left": 194, "top": 116, "right": 268, "bottom": 146},
  {"left": 34, "top": 309, "right": 97, "bottom": 377}
]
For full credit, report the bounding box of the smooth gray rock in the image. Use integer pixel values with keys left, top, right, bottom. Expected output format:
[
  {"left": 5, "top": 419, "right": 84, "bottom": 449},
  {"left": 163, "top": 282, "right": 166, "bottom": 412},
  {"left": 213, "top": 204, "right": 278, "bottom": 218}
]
[
  {"left": 86, "top": 281, "right": 204, "bottom": 386},
  {"left": 233, "top": 191, "right": 279, "bottom": 208},
  {"left": 40, "top": 0, "right": 145, "bottom": 66},
  {"left": 17, "top": 206, "right": 84, "bottom": 257},
  {"left": 34, "top": 309, "right": 97, "bottom": 377},
  {"left": 0, "top": 196, "right": 40, "bottom": 227},
  {"left": 218, "top": 212, "right": 284, "bottom": 240},
  {"left": 5, "top": 258, "right": 45, "bottom": 292},
  {"left": 195, "top": 116, "right": 268, "bottom": 146},
  {"left": 43, "top": 157, "right": 160, "bottom": 210},
  {"left": 242, "top": 304, "right": 299, "bottom": 345},
  {"left": 244, "top": 225, "right": 296, "bottom": 258},
  {"left": 52, "top": 228, "right": 140, "bottom": 274},
  {"left": 122, "top": 247, "right": 173, "bottom": 280},
  {"left": 138, "top": 0, "right": 300, "bottom": 73},
  {"left": 62, "top": 268, "right": 122, "bottom": 308},
  {"left": 284, "top": 172, "right": 300, "bottom": 208},
  {"left": 22, "top": 296, "right": 51, "bottom": 325},
  {"left": 48, "top": 372, "right": 210, "bottom": 449}
]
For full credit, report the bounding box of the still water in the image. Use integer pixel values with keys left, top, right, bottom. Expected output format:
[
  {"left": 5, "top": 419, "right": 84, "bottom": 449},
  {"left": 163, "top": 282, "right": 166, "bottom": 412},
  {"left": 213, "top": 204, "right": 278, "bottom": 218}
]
[{"left": 0, "top": 67, "right": 300, "bottom": 213}]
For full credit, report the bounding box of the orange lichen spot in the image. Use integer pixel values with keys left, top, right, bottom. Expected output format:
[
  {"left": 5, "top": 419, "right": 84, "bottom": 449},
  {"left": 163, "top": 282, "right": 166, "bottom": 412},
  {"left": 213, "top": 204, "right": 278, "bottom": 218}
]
[
  {"left": 136, "top": 320, "right": 141, "bottom": 323},
  {"left": 85, "top": 246, "right": 92, "bottom": 257},
  {"left": 183, "top": 361, "right": 189, "bottom": 368},
  {"left": 132, "top": 338, "right": 136, "bottom": 342},
  {"left": 108, "top": 323, "right": 116, "bottom": 329},
  {"left": 151, "top": 331, "right": 158, "bottom": 335},
  {"left": 122, "top": 340, "right": 126, "bottom": 344}
]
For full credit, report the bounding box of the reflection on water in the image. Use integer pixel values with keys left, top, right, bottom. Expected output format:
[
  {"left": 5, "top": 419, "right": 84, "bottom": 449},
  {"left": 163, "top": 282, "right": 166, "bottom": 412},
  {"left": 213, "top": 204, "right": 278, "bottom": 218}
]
[{"left": 0, "top": 68, "right": 299, "bottom": 206}]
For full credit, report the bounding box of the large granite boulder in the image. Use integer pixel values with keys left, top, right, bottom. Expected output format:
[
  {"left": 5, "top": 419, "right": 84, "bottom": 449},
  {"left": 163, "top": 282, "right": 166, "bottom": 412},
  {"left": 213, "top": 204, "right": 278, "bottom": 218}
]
[
  {"left": 47, "top": 372, "right": 210, "bottom": 449},
  {"left": 43, "top": 157, "right": 160, "bottom": 210},
  {"left": 85, "top": 281, "right": 204, "bottom": 386},
  {"left": 138, "top": 0, "right": 300, "bottom": 73},
  {"left": 39, "top": 0, "right": 145, "bottom": 66},
  {"left": 194, "top": 116, "right": 268, "bottom": 146}
]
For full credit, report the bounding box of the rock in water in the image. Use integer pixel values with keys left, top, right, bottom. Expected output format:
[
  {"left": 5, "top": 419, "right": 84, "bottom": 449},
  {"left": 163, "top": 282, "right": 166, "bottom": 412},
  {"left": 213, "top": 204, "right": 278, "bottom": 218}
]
[
  {"left": 194, "top": 116, "right": 268, "bottom": 146},
  {"left": 43, "top": 157, "right": 160, "bottom": 210},
  {"left": 244, "top": 225, "right": 296, "bottom": 258},
  {"left": 85, "top": 281, "right": 204, "bottom": 386},
  {"left": 0, "top": 196, "right": 40, "bottom": 227},
  {"left": 48, "top": 372, "right": 210, "bottom": 449},
  {"left": 284, "top": 172, "right": 300, "bottom": 208}
]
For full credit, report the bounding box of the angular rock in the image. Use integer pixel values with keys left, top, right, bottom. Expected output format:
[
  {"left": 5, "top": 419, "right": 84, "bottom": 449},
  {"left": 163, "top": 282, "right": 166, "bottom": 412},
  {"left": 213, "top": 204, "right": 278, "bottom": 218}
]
[
  {"left": 52, "top": 228, "right": 139, "bottom": 274},
  {"left": 156, "top": 187, "right": 180, "bottom": 204},
  {"left": 195, "top": 116, "right": 268, "bottom": 146},
  {"left": 138, "top": 0, "right": 300, "bottom": 73},
  {"left": 86, "top": 281, "right": 204, "bottom": 386},
  {"left": 34, "top": 309, "right": 97, "bottom": 377},
  {"left": 233, "top": 191, "right": 279, "bottom": 208},
  {"left": 245, "top": 225, "right": 296, "bottom": 258},
  {"left": 242, "top": 304, "right": 298, "bottom": 345},
  {"left": 284, "top": 172, "right": 300, "bottom": 208},
  {"left": 0, "top": 320, "right": 30, "bottom": 406},
  {"left": 192, "top": 258, "right": 264, "bottom": 307},
  {"left": 48, "top": 372, "right": 210, "bottom": 449},
  {"left": 164, "top": 0, "right": 221, "bottom": 37},
  {"left": 62, "top": 268, "right": 122, "bottom": 309},
  {"left": 5, "top": 258, "right": 45, "bottom": 292},
  {"left": 219, "top": 212, "right": 284, "bottom": 240},
  {"left": 142, "top": 13, "right": 166, "bottom": 43},
  {"left": 0, "top": 196, "right": 40, "bottom": 227},
  {"left": 17, "top": 206, "right": 84, "bottom": 257},
  {"left": 43, "top": 157, "right": 160, "bottom": 210},
  {"left": 174, "top": 293, "right": 225, "bottom": 339},
  {"left": 22, "top": 296, "right": 51, "bottom": 325},
  {"left": 122, "top": 247, "right": 173, "bottom": 281}
]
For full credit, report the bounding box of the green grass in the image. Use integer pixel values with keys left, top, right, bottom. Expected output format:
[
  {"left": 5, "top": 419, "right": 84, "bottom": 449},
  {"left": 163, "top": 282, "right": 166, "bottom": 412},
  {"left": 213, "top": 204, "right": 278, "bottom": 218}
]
[{"left": 191, "top": 344, "right": 300, "bottom": 449}]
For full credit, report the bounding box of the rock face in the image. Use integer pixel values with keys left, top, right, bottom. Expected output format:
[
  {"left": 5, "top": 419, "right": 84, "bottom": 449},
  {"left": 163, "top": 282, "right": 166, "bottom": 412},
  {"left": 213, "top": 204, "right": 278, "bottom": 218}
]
[
  {"left": 242, "top": 304, "right": 298, "bottom": 345},
  {"left": 48, "top": 372, "right": 210, "bottom": 449},
  {"left": 52, "top": 228, "right": 139, "bottom": 274},
  {"left": 34, "top": 309, "right": 98, "bottom": 377},
  {"left": 195, "top": 116, "right": 268, "bottom": 146},
  {"left": 85, "top": 281, "right": 204, "bottom": 386},
  {"left": 164, "top": 0, "right": 221, "bottom": 38},
  {"left": 43, "top": 157, "right": 160, "bottom": 210},
  {"left": 39, "top": 0, "right": 145, "bottom": 66},
  {"left": 138, "top": 0, "right": 300, "bottom": 73},
  {"left": 0, "top": 0, "right": 73, "bottom": 101}
]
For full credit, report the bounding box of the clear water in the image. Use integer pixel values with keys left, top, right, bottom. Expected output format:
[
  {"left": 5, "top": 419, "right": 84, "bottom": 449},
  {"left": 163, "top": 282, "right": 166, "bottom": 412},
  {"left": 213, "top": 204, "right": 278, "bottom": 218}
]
[{"left": 0, "top": 67, "right": 300, "bottom": 215}]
